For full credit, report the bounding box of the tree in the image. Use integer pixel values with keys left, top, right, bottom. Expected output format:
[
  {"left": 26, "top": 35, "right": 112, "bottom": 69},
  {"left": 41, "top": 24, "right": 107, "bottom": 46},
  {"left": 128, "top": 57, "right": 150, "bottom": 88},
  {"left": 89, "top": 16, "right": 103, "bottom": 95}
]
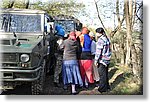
[
  {"left": 93, "top": 0, "right": 107, "bottom": 33},
  {"left": 124, "top": 0, "right": 143, "bottom": 78},
  {"left": 1, "top": 0, "right": 85, "bottom": 17},
  {"left": 124, "top": 0, "right": 132, "bottom": 67},
  {"left": 1, "top": 0, "right": 15, "bottom": 8}
]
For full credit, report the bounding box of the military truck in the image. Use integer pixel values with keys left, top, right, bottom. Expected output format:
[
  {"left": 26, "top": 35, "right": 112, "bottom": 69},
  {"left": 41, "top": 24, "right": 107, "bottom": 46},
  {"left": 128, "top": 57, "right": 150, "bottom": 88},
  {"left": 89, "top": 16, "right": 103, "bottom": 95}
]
[{"left": 0, "top": 8, "right": 54, "bottom": 94}]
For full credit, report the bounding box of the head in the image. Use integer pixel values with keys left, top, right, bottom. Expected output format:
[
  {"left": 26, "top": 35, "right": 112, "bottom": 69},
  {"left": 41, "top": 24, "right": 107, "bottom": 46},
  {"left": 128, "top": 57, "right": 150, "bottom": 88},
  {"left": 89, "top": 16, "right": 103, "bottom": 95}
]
[
  {"left": 69, "top": 32, "right": 76, "bottom": 41},
  {"left": 75, "top": 31, "right": 82, "bottom": 38},
  {"left": 55, "top": 25, "right": 65, "bottom": 37},
  {"left": 81, "top": 27, "right": 89, "bottom": 34},
  {"left": 95, "top": 27, "right": 105, "bottom": 37},
  {"left": 89, "top": 32, "right": 95, "bottom": 40}
]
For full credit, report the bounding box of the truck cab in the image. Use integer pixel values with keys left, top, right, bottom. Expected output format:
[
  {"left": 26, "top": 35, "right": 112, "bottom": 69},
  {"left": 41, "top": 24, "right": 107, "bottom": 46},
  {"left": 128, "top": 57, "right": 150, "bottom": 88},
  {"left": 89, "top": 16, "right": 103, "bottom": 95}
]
[{"left": 0, "top": 8, "right": 54, "bottom": 94}]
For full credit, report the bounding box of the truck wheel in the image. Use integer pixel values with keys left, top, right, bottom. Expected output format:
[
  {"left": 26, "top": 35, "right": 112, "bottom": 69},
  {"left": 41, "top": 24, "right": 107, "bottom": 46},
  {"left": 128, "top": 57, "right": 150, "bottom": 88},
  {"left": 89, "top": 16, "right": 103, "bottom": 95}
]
[{"left": 31, "top": 60, "right": 46, "bottom": 95}]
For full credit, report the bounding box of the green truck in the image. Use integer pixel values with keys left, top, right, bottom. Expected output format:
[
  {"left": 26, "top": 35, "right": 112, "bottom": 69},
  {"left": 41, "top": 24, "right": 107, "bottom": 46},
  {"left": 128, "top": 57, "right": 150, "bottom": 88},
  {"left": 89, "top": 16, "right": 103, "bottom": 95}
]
[{"left": 0, "top": 8, "right": 54, "bottom": 94}]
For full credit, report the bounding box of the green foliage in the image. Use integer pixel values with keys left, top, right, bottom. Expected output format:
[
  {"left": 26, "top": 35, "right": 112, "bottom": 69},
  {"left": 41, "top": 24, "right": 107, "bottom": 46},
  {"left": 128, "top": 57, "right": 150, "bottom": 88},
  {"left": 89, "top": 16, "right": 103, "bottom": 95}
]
[
  {"left": 44, "top": 0, "right": 85, "bottom": 16},
  {"left": 1, "top": 0, "right": 30, "bottom": 9},
  {"left": 132, "top": 31, "right": 141, "bottom": 42},
  {"left": 1, "top": 0, "right": 85, "bottom": 17},
  {"left": 13, "top": 0, "right": 27, "bottom": 8},
  {"left": 1, "top": 0, "right": 13, "bottom": 8},
  {"left": 111, "top": 30, "right": 126, "bottom": 44}
]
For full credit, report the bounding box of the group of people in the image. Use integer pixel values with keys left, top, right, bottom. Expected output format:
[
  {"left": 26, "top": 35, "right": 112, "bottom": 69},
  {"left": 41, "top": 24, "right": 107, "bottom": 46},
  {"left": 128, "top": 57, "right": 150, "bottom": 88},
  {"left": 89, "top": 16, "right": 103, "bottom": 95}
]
[{"left": 53, "top": 26, "right": 112, "bottom": 95}]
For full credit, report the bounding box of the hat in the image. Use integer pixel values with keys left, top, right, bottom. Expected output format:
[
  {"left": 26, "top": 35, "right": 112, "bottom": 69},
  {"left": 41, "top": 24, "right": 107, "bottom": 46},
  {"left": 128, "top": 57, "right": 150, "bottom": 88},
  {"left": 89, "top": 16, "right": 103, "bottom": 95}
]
[
  {"left": 55, "top": 25, "right": 65, "bottom": 37},
  {"left": 95, "top": 27, "right": 104, "bottom": 34},
  {"left": 89, "top": 32, "right": 95, "bottom": 37}
]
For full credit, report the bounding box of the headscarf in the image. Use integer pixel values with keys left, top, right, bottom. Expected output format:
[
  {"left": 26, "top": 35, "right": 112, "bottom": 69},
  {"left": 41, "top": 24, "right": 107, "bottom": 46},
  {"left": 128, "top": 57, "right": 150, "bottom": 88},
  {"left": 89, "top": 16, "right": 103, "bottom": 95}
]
[{"left": 69, "top": 32, "right": 76, "bottom": 41}]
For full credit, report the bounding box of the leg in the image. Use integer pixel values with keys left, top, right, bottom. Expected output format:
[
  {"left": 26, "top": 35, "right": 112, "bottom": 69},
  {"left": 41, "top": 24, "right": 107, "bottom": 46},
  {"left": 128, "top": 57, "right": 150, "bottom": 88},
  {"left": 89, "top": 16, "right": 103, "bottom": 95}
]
[
  {"left": 84, "top": 60, "right": 94, "bottom": 83},
  {"left": 54, "top": 55, "right": 62, "bottom": 86},
  {"left": 106, "top": 65, "right": 110, "bottom": 89},
  {"left": 98, "top": 63, "right": 108, "bottom": 93},
  {"left": 79, "top": 60, "right": 86, "bottom": 83}
]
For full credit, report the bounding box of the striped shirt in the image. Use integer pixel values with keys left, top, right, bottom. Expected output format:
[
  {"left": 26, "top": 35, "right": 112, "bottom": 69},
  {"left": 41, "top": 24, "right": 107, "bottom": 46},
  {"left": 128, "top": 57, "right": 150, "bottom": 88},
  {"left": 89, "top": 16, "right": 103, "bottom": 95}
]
[{"left": 95, "top": 35, "right": 111, "bottom": 66}]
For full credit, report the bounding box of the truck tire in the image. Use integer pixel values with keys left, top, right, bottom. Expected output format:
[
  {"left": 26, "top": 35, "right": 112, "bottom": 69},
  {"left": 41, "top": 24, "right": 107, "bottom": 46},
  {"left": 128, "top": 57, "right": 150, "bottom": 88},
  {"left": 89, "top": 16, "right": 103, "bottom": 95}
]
[{"left": 31, "top": 60, "right": 46, "bottom": 95}]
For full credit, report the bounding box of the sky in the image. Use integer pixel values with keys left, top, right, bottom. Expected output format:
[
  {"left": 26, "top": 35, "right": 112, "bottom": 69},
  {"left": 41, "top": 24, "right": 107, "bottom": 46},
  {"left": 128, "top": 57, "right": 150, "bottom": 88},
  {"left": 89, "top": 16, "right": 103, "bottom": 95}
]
[
  {"left": 75, "top": 0, "right": 116, "bottom": 29},
  {"left": 34, "top": 0, "right": 111, "bottom": 29},
  {"left": 31, "top": 0, "right": 141, "bottom": 30}
]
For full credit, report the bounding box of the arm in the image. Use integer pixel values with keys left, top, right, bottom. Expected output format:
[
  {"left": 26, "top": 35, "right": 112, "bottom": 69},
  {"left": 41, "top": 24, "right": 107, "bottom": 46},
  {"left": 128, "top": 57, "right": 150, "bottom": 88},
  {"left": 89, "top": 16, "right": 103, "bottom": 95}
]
[{"left": 94, "top": 38, "right": 104, "bottom": 65}]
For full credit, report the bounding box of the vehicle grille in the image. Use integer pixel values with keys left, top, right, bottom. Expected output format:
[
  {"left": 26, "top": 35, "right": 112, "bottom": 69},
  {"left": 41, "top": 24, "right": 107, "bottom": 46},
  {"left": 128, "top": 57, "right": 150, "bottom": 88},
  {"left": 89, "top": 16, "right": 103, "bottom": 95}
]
[{"left": 2, "top": 53, "right": 18, "bottom": 62}]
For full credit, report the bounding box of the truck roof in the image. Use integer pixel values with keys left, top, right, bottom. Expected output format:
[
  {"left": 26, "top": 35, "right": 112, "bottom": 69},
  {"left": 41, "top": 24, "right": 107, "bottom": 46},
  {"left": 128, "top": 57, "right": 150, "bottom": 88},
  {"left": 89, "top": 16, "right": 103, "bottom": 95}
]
[{"left": 0, "top": 8, "right": 46, "bottom": 14}]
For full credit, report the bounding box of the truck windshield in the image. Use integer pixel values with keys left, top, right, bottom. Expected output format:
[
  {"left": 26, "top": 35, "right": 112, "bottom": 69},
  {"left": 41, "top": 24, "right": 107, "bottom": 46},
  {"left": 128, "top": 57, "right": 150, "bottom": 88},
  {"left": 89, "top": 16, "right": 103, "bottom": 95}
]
[
  {"left": 55, "top": 20, "right": 75, "bottom": 34},
  {"left": 0, "top": 14, "right": 41, "bottom": 33}
]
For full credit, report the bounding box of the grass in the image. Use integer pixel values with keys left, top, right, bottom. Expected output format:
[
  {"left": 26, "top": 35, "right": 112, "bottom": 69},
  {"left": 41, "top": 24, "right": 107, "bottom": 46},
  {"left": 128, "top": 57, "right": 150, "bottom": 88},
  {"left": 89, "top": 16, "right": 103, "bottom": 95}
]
[
  {"left": 78, "top": 64, "right": 143, "bottom": 95},
  {"left": 108, "top": 65, "right": 143, "bottom": 95}
]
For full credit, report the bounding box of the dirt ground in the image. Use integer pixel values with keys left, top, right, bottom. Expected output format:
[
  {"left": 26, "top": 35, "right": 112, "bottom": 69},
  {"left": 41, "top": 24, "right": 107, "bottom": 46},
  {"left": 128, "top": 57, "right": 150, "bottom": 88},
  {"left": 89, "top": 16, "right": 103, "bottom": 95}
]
[
  {"left": 1, "top": 67, "right": 142, "bottom": 95},
  {"left": 1, "top": 74, "right": 103, "bottom": 95}
]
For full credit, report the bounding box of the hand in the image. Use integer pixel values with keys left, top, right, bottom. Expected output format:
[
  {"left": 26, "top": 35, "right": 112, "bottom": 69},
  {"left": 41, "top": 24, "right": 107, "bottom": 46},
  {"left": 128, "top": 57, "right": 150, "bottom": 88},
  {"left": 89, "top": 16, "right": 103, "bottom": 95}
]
[{"left": 94, "top": 61, "right": 98, "bottom": 67}]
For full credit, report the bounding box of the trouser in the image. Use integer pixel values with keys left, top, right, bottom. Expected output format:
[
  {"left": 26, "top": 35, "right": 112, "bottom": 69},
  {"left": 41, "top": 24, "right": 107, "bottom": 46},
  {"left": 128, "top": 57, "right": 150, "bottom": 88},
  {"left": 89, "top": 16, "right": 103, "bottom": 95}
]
[
  {"left": 98, "top": 63, "right": 109, "bottom": 92},
  {"left": 92, "top": 59, "right": 100, "bottom": 82},
  {"left": 54, "top": 54, "right": 63, "bottom": 83}
]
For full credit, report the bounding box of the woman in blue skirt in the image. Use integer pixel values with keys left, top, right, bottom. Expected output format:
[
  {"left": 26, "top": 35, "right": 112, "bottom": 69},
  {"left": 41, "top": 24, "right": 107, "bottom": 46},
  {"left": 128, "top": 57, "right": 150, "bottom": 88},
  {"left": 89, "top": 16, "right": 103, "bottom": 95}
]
[{"left": 63, "top": 32, "right": 83, "bottom": 95}]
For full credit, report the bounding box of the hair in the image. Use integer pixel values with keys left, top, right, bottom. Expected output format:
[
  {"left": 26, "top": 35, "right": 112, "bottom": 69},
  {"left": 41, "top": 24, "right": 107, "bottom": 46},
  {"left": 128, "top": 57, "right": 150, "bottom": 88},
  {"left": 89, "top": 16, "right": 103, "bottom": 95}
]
[
  {"left": 95, "top": 27, "right": 105, "bottom": 34},
  {"left": 81, "top": 27, "right": 89, "bottom": 34}
]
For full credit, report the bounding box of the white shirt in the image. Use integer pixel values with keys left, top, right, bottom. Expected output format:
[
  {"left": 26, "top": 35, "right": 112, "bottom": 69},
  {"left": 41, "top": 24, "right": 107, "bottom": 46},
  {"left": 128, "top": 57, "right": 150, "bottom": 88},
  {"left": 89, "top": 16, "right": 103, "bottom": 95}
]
[{"left": 91, "top": 40, "right": 96, "bottom": 55}]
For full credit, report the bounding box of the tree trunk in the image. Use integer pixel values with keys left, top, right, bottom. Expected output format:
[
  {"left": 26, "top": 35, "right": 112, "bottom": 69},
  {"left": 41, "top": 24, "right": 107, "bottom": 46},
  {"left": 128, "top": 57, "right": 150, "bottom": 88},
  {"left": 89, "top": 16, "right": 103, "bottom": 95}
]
[
  {"left": 120, "top": 39, "right": 125, "bottom": 64},
  {"left": 25, "top": 0, "right": 29, "bottom": 9},
  {"left": 116, "top": 0, "right": 125, "bottom": 65},
  {"left": 131, "top": 44, "right": 139, "bottom": 76},
  {"left": 124, "top": 0, "right": 133, "bottom": 67}
]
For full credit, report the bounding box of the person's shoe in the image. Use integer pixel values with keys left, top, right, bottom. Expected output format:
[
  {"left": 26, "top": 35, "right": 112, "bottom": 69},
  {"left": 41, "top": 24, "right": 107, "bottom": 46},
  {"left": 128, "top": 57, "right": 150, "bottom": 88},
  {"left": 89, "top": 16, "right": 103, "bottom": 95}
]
[
  {"left": 71, "top": 91, "right": 79, "bottom": 95},
  {"left": 107, "top": 85, "right": 111, "bottom": 90},
  {"left": 54, "top": 82, "right": 60, "bottom": 87},
  {"left": 85, "top": 85, "right": 88, "bottom": 88},
  {"left": 82, "top": 85, "right": 89, "bottom": 90},
  {"left": 98, "top": 88, "right": 108, "bottom": 93},
  {"left": 95, "top": 81, "right": 99, "bottom": 87},
  {"left": 63, "top": 85, "right": 68, "bottom": 90}
]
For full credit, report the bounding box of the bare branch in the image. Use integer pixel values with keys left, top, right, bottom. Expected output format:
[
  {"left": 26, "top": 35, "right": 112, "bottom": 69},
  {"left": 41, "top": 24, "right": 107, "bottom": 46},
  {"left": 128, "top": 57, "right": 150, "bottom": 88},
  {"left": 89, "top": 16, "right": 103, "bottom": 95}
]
[
  {"left": 136, "top": 1, "right": 143, "bottom": 23},
  {"left": 93, "top": 0, "right": 107, "bottom": 33},
  {"left": 132, "top": 0, "right": 137, "bottom": 27},
  {"left": 110, "top": 0, "right": 125, "bottom": 37},
  {"left": 116, "top": 0, "right": 120, "bottom": 22},
  {"left": 8, "top": 0, "right": 15, "bottom": 8}
]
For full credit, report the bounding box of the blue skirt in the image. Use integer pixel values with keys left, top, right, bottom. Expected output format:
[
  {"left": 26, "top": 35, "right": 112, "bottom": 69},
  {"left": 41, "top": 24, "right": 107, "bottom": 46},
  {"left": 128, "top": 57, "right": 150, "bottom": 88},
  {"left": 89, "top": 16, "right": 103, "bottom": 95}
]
[{"left": 63, "top": 60, "right": 83, "bottom": 86}]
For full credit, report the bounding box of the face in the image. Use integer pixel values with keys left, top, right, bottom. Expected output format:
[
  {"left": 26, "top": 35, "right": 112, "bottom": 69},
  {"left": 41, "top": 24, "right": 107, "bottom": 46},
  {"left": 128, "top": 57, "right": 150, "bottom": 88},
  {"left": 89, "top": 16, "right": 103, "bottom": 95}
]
[
  {"left": 75, "top": 31, "right": 81, "bottom": 37},
  {"left": 81, "top": 27, "right": 88, "bottom": 34},
  {"left": 69, "top": 35, "right": 76, "bottom": 40},
  {"left": 96, "top": 33, "right": 102, "bottom": 37}
]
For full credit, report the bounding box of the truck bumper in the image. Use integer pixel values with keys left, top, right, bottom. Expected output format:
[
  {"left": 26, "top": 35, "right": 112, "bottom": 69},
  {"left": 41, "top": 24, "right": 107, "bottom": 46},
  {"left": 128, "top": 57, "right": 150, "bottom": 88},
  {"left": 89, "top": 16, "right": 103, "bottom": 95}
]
[{"left": 0, "top": 66, "right": 42, "bottom": 82}]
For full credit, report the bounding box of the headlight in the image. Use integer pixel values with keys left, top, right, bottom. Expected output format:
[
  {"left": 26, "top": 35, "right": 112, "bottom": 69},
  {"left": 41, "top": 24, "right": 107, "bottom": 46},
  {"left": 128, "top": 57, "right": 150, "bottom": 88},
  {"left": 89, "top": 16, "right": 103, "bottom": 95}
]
[{"left": 20, "top": 54, "right": 29, "bottom": 63}]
